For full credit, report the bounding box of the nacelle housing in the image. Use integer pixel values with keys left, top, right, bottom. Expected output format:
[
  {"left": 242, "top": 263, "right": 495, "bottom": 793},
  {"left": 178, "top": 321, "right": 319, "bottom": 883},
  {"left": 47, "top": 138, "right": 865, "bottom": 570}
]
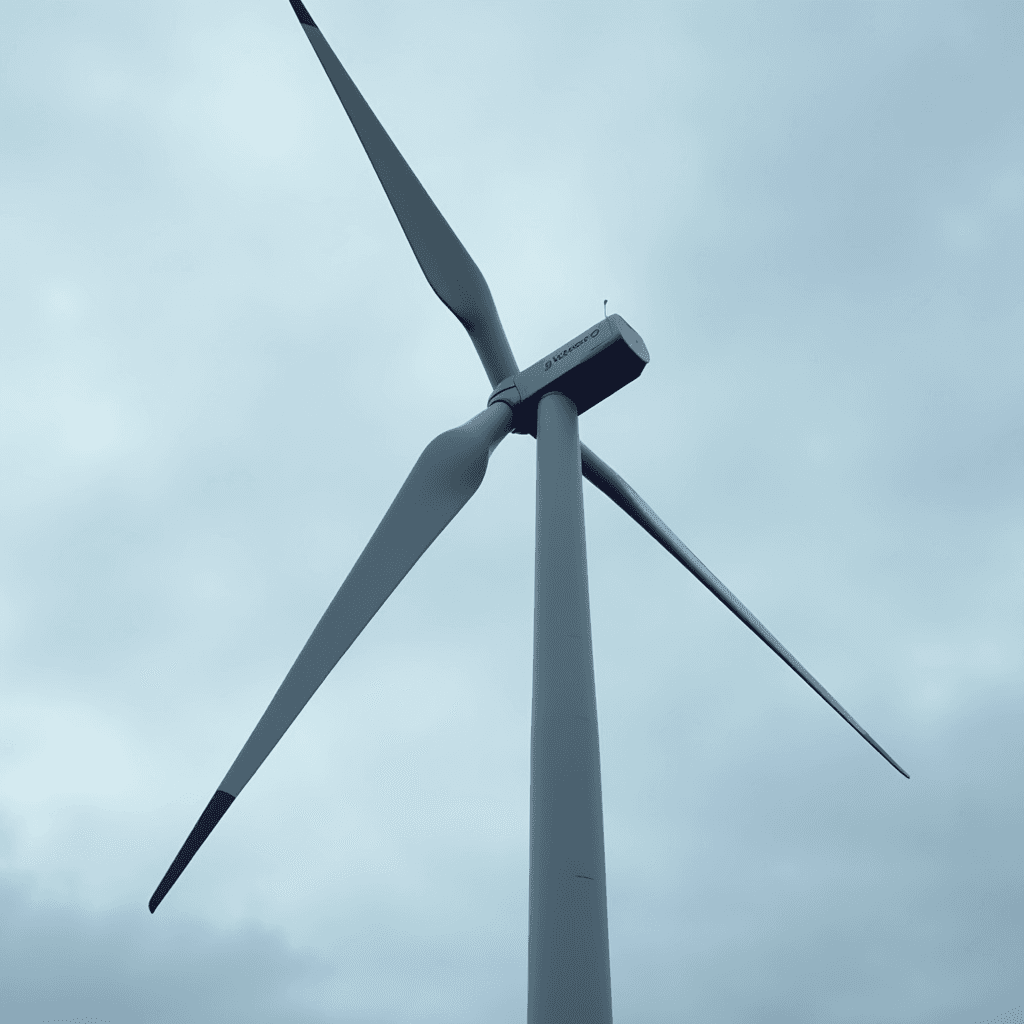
[{"left": 488, "top": 314, "right": 649, "bottom": 435}]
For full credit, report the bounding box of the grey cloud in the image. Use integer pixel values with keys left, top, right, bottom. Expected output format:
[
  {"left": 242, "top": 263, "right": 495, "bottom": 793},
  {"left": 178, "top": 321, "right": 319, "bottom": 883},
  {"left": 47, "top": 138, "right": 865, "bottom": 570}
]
[
  {"left": 0, "top": 874, "right": 336, "bottom": 1024},
  {"left": 1, "top": 1, "right": 1022, "bottom": 1022}
]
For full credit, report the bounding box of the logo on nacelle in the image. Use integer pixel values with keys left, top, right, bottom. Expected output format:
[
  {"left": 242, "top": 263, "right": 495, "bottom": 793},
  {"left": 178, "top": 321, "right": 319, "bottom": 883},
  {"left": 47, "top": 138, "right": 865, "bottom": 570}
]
[{"left": 544, "top": 329, "right": 600, "bottom": 372}]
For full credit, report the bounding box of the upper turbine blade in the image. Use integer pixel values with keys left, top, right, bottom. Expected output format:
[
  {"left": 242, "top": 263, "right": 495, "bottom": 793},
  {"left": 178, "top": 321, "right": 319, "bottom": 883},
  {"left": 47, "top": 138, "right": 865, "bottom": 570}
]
[
  {"left": 149, "top": 402, "right": 513, "bottom": 912},
  {"left": 286, "top": 0, "right": 518, "bottom": 388},
  {"left": 580, "top": 445, "right": 909, "bottom": 779}
]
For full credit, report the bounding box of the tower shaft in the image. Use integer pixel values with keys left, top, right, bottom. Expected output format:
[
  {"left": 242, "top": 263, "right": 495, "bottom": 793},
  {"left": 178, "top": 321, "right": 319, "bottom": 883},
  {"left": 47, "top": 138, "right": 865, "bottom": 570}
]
[{"left": 529, "top": 391, "right": 613, "bottom": 1024}]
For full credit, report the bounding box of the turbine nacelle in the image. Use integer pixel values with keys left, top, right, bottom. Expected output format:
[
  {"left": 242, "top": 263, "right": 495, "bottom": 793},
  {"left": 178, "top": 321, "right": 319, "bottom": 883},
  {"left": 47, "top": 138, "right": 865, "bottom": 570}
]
[{"left": 488, "top": 313, "right": 649, "bottom": 435}]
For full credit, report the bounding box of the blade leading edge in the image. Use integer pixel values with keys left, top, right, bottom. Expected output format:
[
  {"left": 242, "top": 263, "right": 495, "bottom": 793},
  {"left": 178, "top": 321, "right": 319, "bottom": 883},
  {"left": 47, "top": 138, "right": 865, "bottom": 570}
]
[
  {"left": 286, "top": 0, "right": 518, "bottom": 388},
  {"left": 149, "top": 403, "right": 513, "bottom": 912},
  {"left": 580, "top": 444, "right": 909, "bottom": 779}
]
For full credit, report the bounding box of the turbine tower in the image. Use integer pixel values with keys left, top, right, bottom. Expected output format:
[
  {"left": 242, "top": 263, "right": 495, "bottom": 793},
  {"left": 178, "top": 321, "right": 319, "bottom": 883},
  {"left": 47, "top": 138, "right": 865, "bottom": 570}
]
[{"left": 149, "top": 4, "right": 908, "bottom": 1020}]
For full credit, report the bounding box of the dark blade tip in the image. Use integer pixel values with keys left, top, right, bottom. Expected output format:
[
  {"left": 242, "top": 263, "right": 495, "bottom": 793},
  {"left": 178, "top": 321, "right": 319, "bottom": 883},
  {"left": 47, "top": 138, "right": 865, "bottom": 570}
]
[
  {"left": 288, "top": 0, "right": 317, "bottom": 27},
  {"left": 876, "top": 741, "right": 909, "bottom": 778},
  {"left": 149, "top": 789, "right": 235, "bottom": 914}
]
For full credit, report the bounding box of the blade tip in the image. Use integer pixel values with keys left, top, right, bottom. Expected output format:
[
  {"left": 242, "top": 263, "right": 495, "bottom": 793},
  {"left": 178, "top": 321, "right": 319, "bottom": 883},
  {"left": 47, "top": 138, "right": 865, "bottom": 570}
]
[
  {"left": 883, "top": 751, "right": 910, "bottom": 779},
  {"left": 288, "top": 0, "right": 317, "bottom": 27},
  {"left": 148, "top": 789, "right": 235, "bottom": 915}
]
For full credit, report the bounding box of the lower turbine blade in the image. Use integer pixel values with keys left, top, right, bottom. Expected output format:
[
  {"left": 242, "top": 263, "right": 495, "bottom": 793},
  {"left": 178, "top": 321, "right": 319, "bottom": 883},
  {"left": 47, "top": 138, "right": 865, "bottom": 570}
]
[
  {"left": 149, "top": 402, "right": 513, "bottom": 912},
  {"left": 580, "top": 445, "right": 909, "bottom": 779}
]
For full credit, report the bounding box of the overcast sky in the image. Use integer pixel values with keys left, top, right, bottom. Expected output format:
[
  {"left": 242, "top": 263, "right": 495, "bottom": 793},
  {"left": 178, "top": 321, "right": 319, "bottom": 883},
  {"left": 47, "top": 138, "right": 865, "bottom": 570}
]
[{"left": 2, "top": 1, "right": 1022, "bottom": 1021}]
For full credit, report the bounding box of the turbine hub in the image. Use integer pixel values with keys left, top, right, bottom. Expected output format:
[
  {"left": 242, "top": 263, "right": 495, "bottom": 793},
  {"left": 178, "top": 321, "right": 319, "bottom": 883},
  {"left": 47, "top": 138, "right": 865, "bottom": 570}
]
[{"left": 488, "top": 313, "right": 649, "bottom": 435}]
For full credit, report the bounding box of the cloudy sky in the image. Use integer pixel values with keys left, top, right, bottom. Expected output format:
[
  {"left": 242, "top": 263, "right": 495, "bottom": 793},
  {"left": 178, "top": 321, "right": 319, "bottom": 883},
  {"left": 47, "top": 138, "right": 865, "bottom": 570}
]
[{"left": 2, "top": 1, "right": 1022, "bottom": 1021}]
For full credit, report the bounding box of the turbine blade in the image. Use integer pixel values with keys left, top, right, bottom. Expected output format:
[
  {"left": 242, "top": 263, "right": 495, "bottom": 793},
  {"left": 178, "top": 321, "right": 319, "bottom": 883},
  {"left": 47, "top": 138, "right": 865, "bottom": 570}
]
[
  {"left": 149, "top": 403, "right": 513, "bottom": 912},
  {"left": 580, "top": 445, "right": 909, "bottom": 779},
  {"left": 285, "top": 0, "right": 518, "bottom": 388}
]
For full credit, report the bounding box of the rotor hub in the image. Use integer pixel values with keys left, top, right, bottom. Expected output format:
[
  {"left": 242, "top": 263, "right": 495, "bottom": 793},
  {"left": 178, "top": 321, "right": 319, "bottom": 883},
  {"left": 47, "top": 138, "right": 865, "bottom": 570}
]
[{"left": 487, "top": 313, "right": 649, "bottom": 435}]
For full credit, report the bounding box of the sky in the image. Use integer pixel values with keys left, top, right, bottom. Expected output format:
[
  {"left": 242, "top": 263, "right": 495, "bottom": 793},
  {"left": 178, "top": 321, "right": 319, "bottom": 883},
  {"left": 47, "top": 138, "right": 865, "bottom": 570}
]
[{"left": 1, "top": 1, "right": 1022, "bottom": 1021}]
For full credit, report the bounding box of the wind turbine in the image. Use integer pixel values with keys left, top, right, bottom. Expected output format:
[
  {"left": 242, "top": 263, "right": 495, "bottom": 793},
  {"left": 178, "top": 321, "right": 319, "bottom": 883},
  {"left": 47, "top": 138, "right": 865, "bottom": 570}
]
[{"left": 149, "top": 2, "right": 908, "bottom": 1020}]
